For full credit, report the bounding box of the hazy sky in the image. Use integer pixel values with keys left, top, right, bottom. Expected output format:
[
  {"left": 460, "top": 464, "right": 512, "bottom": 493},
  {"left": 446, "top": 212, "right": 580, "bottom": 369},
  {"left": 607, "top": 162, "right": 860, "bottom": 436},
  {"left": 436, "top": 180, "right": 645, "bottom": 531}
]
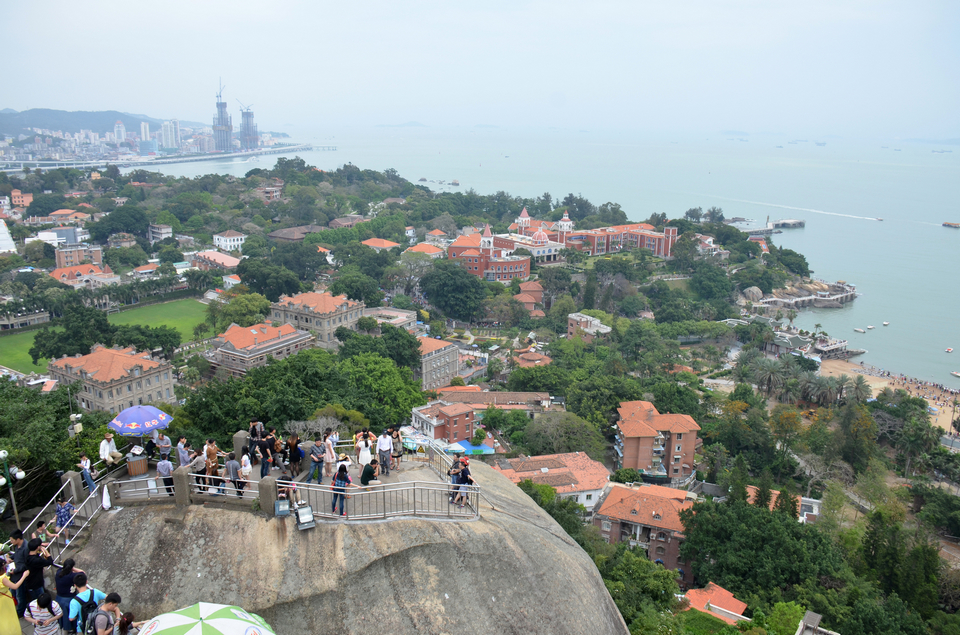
[{"left": 5, "top": 1, "right": 959, "bottom": 138}]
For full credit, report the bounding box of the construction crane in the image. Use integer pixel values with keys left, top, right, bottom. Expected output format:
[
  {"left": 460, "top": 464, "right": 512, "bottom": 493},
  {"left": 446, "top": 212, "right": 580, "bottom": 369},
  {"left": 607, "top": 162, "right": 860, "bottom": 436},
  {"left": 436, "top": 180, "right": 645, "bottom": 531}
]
[{"left": 237, "top": 100, "right": 253, "bottom": 112}]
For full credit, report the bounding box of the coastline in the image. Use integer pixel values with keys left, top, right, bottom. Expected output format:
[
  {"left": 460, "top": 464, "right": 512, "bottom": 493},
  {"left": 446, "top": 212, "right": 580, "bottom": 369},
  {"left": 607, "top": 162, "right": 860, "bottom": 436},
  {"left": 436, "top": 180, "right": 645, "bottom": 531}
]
[{"left": 820, "top": 359, "right": 957, "bottom": 432}]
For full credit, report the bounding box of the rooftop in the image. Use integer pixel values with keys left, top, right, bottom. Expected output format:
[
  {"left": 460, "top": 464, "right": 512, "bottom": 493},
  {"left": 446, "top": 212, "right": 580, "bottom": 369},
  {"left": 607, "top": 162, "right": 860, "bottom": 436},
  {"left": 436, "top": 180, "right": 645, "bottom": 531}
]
[
  {"left": 492, "top": 452, "right": 610, "bottom": 496},
  {"left": 436, "top": 389, "right": 550, "bottom": 406},
  {"left": 361, "top": 238, "right": 401, "bottom": 250},
  {"left": 405, "top": 243, "right": 444, "bottom": 255},
  {"left": 195, "top": 250, "right": 241, "bottom": 268},
  {"left": 616, "top": 400, "right": 701, "bottom": 438},
  {"left": 418, "top": 336, "right": 457, "bottom": 355},
  {"left": 684, "top": 583, "right": 748, "bottom": 625},
  {"left": 217, "top": 322, "right": 304, "bottom": 351},
  {"left": 215, "top": 230, "right": 246, "bottom": 238},
  {"left": 594, "top": 483, "right": 692, "bottom": 534},
  {"left": 49, "top": 345, "right": 165, "bottom": 383},
  {"left": 275, "top": 292, "right": 362, "bottom": 314}
]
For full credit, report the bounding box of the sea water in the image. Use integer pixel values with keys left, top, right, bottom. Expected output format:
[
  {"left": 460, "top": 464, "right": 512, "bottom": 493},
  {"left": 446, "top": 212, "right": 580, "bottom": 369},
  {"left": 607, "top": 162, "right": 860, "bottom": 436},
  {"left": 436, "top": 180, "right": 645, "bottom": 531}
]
[{"left": 140, "top": 126, "right": 960, "bottom": 386}]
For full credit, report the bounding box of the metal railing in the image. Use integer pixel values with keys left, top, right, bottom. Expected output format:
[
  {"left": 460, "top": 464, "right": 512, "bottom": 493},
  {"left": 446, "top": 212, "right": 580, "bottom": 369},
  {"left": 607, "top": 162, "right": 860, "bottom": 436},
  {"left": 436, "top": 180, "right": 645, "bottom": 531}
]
[
  {"left": 112, "top": 475, "right": 176, "bottom": 502},
  {"left": 52, "top": 486, "right": 104, "bottom": 564},
  {"left": 278, "top": 478, "right": 480, "bottom": 521},
  {"left": 187, "top": 472, "right": 254, "bottom": 501}
]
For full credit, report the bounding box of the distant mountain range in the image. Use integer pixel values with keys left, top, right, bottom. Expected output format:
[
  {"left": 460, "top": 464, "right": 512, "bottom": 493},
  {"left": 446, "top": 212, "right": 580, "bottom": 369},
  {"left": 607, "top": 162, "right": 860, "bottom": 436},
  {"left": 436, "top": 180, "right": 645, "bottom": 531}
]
[{"left": 0, "top": 108, "right": 206, "bottom": 137}]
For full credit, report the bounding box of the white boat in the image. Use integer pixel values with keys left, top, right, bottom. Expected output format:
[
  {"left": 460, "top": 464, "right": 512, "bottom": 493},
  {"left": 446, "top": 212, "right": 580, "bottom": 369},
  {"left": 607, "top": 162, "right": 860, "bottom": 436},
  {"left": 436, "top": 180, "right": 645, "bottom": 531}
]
[
  {"left": 948, "top": 348, "right": 955, "bottom": 353},
  {"left": 883, "top": 322, "right": 889, "bottom": 326},
  {"left": 953, "top": 371, "right": 960, "bottom": 378},
  {"left": 854, "top": 328, "right": 866, "bottom": 333},
  {"left": 867, "top": 325, "right": 875, "bottom": 329}
]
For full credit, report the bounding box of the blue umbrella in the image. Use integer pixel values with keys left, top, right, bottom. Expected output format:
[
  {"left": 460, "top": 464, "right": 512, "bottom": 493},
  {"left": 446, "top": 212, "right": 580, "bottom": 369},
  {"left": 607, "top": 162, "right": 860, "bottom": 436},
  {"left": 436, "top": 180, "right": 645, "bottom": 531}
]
[{"left": 108, "top": 405, "right": 173, "bottom": 436}]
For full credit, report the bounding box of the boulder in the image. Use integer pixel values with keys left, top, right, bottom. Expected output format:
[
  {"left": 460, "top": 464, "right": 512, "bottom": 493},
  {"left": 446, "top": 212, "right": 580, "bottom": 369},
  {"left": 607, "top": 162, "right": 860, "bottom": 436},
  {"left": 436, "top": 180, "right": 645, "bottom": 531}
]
[
  {"left": 77, "top": 462, "right": 628, "bottom": 634},
  {"left": 742, "top": 286, "right": 764, "bottom": 302}
]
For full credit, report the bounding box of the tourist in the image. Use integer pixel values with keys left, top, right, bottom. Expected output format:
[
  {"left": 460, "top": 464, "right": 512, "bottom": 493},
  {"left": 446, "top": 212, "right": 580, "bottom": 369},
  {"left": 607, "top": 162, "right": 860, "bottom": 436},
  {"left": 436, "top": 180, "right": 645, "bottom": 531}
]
[
  {"left": 2, "top": 560, "right": 30, "bottom": 633},
  {"left": 323, "top": 429, "right": 336, "bottom": 478},
  {"left": 157, "top": 454, "right": 174, "bottom": 497},
  {"left": 8, "top": 529, "right": 30, "bottom": 619},
  {"left": 115, "top": 612, "right": 148, "bottom": 635},
  {"left": 448, "top": 453, "right": 463, "bottom": 503},
  {"left": 25, "top": 591, "right": 63, "bottom": 635},
  {"left": 287, "top": 433, "right": 302, "bottom": 478},
  {"left": 99, "top": 432, "right": 122, "bottom": 467},
  {"left": 248, "top": 419, "right": 264, "bottom": 465},
  {"left": 54, "top": 497, "right": 76, "bottom": 544},
  {"left": 89, "top": 592, "right": 122, "bottom": 635},
  {"left": 356, "top": 433, "right": 373, "bottom": 472},
  {"left": 336, "top": 452, "right": 353, "bottom": 473},
  {"left": 77, "top": 452, "right": 97, "bottom": 493},
  {"left": 176, "top": 436, "right": 192, "bottom": 468},
  {"left": 155, "top": 431, "right": 172, "bottom": 461},
  {"left": 54, "top": 558, "right": 84, "bottom": 632},
  {"left": 22, "top": 538, "right": 54, "bottom": 606},
  {"left": 361, "top": 458, "right": 382, "bottom": 486},
  {"left": 32, "top": 520, "right": 51, "bottom": 547},
  {"left": 306, "top": 436, "right": 325, "bottom": 484},
  {"left": 390, "top": 425, "right": 403, "bottom": 471},
  {"left": 225, "top": 452, "right": 243, "bottom": 497},
  {"left": 268, "top": 428, "right": 283, "bottom": 471},
  {"left": 205, "top": 439, "right": 223, "bottom": 492},
  {"left": 278, "top": 480, "right": 302, "bottom": 506},
  {"left": 331, "top": 463, "right": 356, "bottom": 516},
  {"left": 258, "top": 430, "right": 275, "bottom": 478},
  {"left": 240, "top": 445, "right": 252, "bottom": 488},
  {"left": 67, "top": 572, "right": 105, "bottom": 634},
  {"left": 453, "top": 458, "right": 477, "bottom": 508},
  {"left": 377, "top": 430, "right": 393, "bottom": 477},
  {"left": 189, "top": 451, "right": 207, "bottom": 490}
]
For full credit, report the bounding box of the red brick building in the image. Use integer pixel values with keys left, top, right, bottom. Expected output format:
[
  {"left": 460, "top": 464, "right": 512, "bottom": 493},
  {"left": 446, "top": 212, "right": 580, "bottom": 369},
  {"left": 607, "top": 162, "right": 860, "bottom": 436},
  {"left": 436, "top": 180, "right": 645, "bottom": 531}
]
[
  {"left": 411, "top": 401, "right": 476, "bottom": 443},
  {"left": 447, "top": 225, "right": 530, "bottom": 283},
  {"left": 615, "top": 400, "right": 700, "bottom": 483},
  {"left": 593, "top": 483, "right": 694, "bottom": 584}
]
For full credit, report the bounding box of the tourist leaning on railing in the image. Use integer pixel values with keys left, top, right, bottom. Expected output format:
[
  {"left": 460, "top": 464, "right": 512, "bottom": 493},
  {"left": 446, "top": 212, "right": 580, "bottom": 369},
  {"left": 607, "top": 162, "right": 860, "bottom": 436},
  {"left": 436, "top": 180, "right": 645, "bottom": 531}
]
[{"left": 99, "top": 432, "right": 122, "bottom": 466}]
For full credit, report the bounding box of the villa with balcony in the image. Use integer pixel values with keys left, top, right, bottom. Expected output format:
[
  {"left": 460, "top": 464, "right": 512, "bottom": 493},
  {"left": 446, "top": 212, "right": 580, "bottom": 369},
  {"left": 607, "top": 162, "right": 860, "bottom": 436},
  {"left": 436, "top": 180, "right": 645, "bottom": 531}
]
[{"left": 614, "top": 400, "right": 700, "bottom": 485}]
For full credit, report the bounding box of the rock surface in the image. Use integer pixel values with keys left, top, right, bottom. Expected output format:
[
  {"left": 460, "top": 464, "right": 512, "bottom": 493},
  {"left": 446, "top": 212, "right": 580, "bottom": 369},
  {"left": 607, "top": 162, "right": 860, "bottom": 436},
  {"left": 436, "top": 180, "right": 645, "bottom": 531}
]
[
  {"left": 80, "top": 462, "right": 628, "bottom": 634},
  {"left": 742, "top": 286, "right": 763, "bottom": 302}
]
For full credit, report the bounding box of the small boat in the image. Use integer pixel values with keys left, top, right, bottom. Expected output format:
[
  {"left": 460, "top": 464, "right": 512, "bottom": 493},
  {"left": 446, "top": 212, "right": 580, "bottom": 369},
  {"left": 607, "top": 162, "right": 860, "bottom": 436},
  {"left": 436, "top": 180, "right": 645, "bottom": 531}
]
[
  {"left": 451, "top": 180, "right": 460, "bottom": 186},
  {"left": 867, "top": 325, "right": 875, "bottom": 329},
  {"left": 883, "top": 321, "right": 889, "bottom": 326},
  {"left": 419, "top": 177, "right": 427, "bottom": 182},
  {"left": 953, "top": 371, "right": 960, "bottom": 378},
  {"left": 944, "top": 222, "right": 960, "bottom": 229},
  {"left": 948, "top": 348, "right": 955, "bottom": 353},
  {"left": 854, "top": 328, "right": 866, "bottom": 333},
  {"left": 876, "top": 218, "right": 883, "bottom": 221}
]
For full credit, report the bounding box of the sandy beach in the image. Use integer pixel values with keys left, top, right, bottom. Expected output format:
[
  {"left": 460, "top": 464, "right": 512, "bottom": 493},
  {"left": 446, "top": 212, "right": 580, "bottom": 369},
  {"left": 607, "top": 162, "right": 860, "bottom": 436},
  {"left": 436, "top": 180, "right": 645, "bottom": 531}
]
[{"left": 820, "top": 359, "right": 957, "bottom": 432}]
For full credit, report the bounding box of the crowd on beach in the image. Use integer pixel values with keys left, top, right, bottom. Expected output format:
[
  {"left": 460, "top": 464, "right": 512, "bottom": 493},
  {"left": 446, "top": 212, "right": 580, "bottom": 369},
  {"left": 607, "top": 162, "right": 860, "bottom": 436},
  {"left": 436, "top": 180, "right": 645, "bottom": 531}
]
[{"left": 856, "top": 362, "right": 960, "bottom": 414}]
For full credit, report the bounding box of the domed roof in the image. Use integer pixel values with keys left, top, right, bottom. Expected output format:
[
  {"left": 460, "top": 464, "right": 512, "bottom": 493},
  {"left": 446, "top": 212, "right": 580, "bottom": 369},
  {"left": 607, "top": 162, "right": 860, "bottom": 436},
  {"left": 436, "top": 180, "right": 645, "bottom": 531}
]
[{"left": 532, "top": 229, "right": 549, "bottom": 245}]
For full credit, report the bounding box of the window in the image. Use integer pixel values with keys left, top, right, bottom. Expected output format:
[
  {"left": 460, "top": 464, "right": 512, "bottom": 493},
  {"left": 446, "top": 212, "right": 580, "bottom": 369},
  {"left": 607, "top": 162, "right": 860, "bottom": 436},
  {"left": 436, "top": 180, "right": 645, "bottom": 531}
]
[
  {"left": 601, "top": 521, "right": 611, "bottom": 531},
  {"left": 157, "top": 392, "right": 162, "bottom": 400},
  {"left": 146, "top": 378, "right": 151, "bottom": 386},
  {"left": 108, "top": 389, "right": 113, "bottom": 398},
  {"left": 653, "top": 513, "right": 661, "bottom": 520},
  {"left": 673, "top": 467, "right": 679, "bottom": 474},
  {"left": 166, "top": 388, "right": 171, "bottom": 398},
  {"left": 674, "top": 456, "right": 680, "bottom": 463},
  {"left": 136, "top": 381, "right": 142, "bottom": 390},
  {"left": 656, "top": 546, "right": 666, "bottom": 556},
  {"left": 676, "top": 433, "right": 682, "bottom": 440},
  {"left": 676, "top": 444, "right": 681, "bottom": 452},
  {"left": 127, "top": 385, "right": 132, "bottom": 393},
  {"left": 585, "top": 494, "right": 593, "bottom": 501},
  {"left": 164, "top": 372, "right": 169, "bottom": 381},
  {"left": 134, "top": 368, "right": 140, "bottom": 377},
  {"left": 631, "top": 509, "right": 638, "bottom": 515},
  {"left": 137, "top": 398, "right": 142, "bottom": 405}
]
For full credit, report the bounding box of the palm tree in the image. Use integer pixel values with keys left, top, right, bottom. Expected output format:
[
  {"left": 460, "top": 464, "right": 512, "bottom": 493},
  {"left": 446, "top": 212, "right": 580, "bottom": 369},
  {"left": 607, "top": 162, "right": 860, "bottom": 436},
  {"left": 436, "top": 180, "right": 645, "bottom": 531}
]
[
  {"left": 753, "top": 358, "right": 785, "bottom": 398},
  {"left": 807, "top": 375, "right": 832, "bottom": 407},
  {"left": 780, "top": 378, "right": 802, "bottom": 404},
  {"left": 898, "top": 419, "right": 939, "bottom": 475},
  {"left": 813, "top": 323, "right": 823, "bottom": 340},
  {"left": 850, "top": 375, "right": 873, "bottom": 404},
  {"left": 821, "top": 377, "right": 839, "bottom": 406},
  {"left": 834, "top": 374, "right": 852, "bottom": 404},
  {"left": 787, "top": 309, "right": 798, "bottom": 328}
]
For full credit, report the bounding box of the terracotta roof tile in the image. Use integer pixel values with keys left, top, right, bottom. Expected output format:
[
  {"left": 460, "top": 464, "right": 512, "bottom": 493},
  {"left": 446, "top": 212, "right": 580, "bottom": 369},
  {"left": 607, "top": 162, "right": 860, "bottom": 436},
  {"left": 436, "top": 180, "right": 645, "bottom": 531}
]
[
  {"left": 418, "top": 336, "right": 457, "bottom": 354},
  {"left": 49, "top": 264, "right": 104, "bottom": 281},
  {"left": 493, "top": 452, "right": 610, "bottom": 495},
  {"left": 49, "top": 345, "right": 163, "bottom": 383},
  {"left": 361, "top": 238, "right": 401, "bottom": 249},
  {"left": 616, "top": 400, "right": 701, "bottom": 438},
  {"left": 519, "top": 281, "right": 543, "bottom": 292},
  {"left": 275, "top": 292, "right": 361, "bottom": 314},
  {"left": 595, "top": 483, "right": 692, "bottom": 534},
  {"left": 405, "top": 243, "right": 444, "bottom": 255},
  {"left": 218, "top": 322, "right": 302, "bottom": 350},
  {"left": 684, "top": 583, "right": 748, "bottom": 625},
  {"left": 427, "top": 229, "right": 447, "bottom": 236}
]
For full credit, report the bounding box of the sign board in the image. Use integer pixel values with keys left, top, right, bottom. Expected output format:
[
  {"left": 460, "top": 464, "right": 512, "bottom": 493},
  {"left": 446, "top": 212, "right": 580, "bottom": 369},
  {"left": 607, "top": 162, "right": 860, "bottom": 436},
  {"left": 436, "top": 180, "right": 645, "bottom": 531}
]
[{"left": 416, "top": 445, "right": 426, "bottom": 456}]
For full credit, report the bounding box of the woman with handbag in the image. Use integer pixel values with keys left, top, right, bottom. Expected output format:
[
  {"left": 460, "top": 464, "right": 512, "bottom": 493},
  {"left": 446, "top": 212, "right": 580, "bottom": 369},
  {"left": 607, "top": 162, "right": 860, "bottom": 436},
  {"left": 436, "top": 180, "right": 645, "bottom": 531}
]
[{"left": 287, "top": 434, "right": 302, "bottom": 478}]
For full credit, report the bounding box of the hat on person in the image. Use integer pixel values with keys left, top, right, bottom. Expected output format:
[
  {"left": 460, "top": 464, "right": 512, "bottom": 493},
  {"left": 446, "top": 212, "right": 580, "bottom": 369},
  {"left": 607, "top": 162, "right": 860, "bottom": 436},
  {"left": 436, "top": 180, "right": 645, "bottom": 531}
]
[
  {"left": 338, "top": 453, "right": 348, "bottom": 461},
  {"left": 461, "top": 458, "right": 470, "bottom": 465},
  {"left": 104, "top": 432, "right": 114, "bottom": 438}
]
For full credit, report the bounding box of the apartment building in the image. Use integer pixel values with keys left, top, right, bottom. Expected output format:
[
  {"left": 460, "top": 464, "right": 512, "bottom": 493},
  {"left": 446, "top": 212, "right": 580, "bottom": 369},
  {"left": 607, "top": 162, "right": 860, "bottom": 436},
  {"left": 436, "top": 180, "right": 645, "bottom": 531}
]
[
  {"left": 207, "top": 322, "right": 314, "bottom": 377},
  {"left": 411, "top": 401, "right": 476, "bottom": 443},
  {"left": 417, "top": 337, "right": 459, "bottom": 390},
  {"left": 55, "top": 244, "right": 103, "bottom": 268},
  {"left": 213, "top": 230, "right": 247, "bottom": 253},
  {"left": 614, "top": 400, "right": 700, "bottom": 484}
]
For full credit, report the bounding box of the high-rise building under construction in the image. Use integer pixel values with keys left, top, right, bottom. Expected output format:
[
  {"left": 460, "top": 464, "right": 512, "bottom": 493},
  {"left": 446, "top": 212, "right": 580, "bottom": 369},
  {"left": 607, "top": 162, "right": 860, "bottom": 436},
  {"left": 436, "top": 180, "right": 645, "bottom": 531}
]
[
  {"left": 213, "top": 84, "right": 233, "bottom": 153},
  {"left": 240, "top": 108, "right": 258, "bottom": 151}
]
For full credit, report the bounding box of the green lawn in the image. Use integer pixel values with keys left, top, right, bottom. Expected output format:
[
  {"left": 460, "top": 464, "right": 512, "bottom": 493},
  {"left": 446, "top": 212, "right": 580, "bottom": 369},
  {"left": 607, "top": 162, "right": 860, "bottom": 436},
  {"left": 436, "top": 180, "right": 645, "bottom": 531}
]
[
  {"left": 0, "top": 299, "right": 208, "bottom": 375},
  {"left": 108, "top": 298, "right": 208, "bottom": 340}
]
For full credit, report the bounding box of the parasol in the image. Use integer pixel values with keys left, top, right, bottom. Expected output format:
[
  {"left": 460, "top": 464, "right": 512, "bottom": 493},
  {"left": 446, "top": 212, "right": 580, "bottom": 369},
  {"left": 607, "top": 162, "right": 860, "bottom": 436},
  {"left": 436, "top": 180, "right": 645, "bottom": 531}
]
[
  {"left": 108, "top": 405, "right": 173, "bottom": 436},
  {"left": 139, "top": 602, "right": 274, "bottom": 635}
]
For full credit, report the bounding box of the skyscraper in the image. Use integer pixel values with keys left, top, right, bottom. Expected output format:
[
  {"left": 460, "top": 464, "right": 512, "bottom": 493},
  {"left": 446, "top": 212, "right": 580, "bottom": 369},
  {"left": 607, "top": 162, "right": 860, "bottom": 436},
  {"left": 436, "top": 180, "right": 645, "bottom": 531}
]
[
  {"left": 161, "top": 120, "right": 181, "bottom": 149},
  {"left": 240, "top": 109, "right": 258, "bottom": 151},
  {"left": 213, "top": 84, "right": 233, "bottom": 153},
  {"left": 114, "top": 120, "right": 127, "bottom": 145},
  {"left": 140, "top": 122, "right": 150, "bottom": 141}
]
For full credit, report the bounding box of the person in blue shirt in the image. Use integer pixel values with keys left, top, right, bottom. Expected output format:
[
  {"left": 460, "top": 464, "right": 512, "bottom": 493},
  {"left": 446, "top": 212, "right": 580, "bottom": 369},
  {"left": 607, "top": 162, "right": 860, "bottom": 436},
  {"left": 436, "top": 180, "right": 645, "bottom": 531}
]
[{"left": 68, "top": 572, "right": 105, "bottom": 634}]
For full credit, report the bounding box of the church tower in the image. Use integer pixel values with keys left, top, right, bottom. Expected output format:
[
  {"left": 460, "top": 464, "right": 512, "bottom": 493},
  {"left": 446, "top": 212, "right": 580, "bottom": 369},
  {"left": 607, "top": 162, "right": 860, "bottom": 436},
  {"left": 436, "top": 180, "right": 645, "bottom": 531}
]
[
  {"left": 481, "top": 224, "right": 494, "bottom": 255},
  {"left": 557, "top": 210, "right": 574, "bottom": 244},
  {"left": 516, "top": 207, "right": 531, "bottom": 233}
]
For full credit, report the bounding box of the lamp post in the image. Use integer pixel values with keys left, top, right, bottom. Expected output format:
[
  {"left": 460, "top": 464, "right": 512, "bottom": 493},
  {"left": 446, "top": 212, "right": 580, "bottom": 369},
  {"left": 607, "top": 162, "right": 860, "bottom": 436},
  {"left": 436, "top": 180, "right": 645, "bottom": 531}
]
[{"left": 0, "top": 449, "right": 26, "bottom": 530}]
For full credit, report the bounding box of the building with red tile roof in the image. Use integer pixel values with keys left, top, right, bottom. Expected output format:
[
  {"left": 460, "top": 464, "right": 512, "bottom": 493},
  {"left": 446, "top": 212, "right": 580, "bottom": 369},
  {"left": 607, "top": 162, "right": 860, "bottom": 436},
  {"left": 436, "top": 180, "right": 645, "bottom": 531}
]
[
  {"left": 513, "top": 293, "right": 538, "bottom": 311},
  {"left": 592, "top": 482, "right": 695, "bottom": 583},
  {"left": 361, "top": 237, "right": 401, "bottom": 252},
  {"left": 48, "top": 264, "right": 120, "bottom": 289},
  {"left": 418, "top": 337, "right": 460, "bottom": 389},
  {"left": 683, "top": 583, "right": 749, "bottom": 625},
  {"left": 493, "top": 452, "right": 610, "bottom": 512},
  {"left": 518, "top": 280, "right": 544, "bottom": 304},
  {"left": 207, "top": 322, "right": 314, "bottom": 377},
  {"left": 272, "top": 292, "right": 365, "bottom": 350},
  {"left": 55, "top": 244, "right": 103, "bottom": 268},
  {"left": 411, "top": 400, "right": 476, "bottom": 443},
  {"left": 615, "top": 400, "right": 700, "bottom": 484},
  {"left": 447, "top": 225, "right": 530, "bottom": 283},
  {"left": 192, "top": 250, "right": 241, "bottom": 272},
  {"left": 512, "top": 350, "right": 552, "bottom": 368},
  {"left": 48, "top": 345, "right": 177, "bottom": 412},
  {"left": 404, "top": 242, "right": 445, "bottom": 258}
]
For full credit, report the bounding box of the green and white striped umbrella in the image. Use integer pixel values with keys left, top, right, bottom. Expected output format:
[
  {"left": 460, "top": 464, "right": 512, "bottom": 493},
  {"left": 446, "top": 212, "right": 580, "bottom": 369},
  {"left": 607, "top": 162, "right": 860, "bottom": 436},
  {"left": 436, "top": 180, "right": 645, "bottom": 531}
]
[{"left": 139, "top": 602, "right": 275, "bottom": 635}]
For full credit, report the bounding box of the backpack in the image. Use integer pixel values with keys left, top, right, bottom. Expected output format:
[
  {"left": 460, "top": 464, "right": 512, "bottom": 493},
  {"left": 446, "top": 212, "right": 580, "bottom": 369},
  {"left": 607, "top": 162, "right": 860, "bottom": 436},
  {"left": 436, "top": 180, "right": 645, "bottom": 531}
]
[
  {"left": 84, "top": 606, "right": 111, "bottom": 635},
  {"left": 77, "top": 590, "right": 99, "bottom": 634}
]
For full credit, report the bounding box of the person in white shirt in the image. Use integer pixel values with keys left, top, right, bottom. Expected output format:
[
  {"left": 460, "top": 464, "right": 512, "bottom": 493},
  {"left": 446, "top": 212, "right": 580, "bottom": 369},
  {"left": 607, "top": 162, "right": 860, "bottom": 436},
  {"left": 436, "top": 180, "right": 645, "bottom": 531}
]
[
  {"left": 99, "top": 433, "right": 122, "bottom": 466},
  {"left": 376, "top": 431, "right": 393, "bottom": 477}
]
